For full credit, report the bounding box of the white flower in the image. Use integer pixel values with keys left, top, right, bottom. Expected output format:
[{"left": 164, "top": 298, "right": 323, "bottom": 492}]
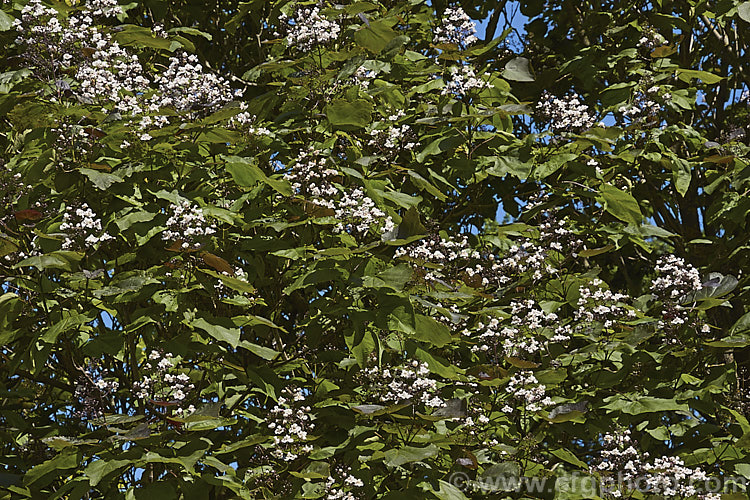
[
  {"left": 281, "top": 6, "right": 340, "bottom": 52},
  {"left": 59, "top": 204, "right": 112, "bottom": 250},
  {"left": 537, "top": 91, "right": 597, "bottom": 133},
  {"left": 433, "top": 6, "right": 478, "bottom": 49},
  {"left": 162, "top": 200, "right": 217, "bottom": 247},
  {"left": 442, "top": 64, "right": 492, "bottom": 97}
]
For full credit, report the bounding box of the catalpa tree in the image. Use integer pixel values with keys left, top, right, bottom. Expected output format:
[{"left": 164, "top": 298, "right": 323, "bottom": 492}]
[{"left": 1, "top": 0, "right": 749, "bottom": 498}]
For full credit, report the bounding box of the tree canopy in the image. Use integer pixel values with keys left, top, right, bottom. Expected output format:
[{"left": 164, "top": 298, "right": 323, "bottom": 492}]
[{"left": 1, "top": 0, "right": 750, "bottom": 498}]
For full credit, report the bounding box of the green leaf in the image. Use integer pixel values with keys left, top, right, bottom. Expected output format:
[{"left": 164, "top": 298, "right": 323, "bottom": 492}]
[
  {"left": 414, "top": 314, "right": 452, "bottom": 347},
  {"left": 408, "top": 171, "right": 447, "bottom": 200},
  {"left": 225, "top": 156, "right": 291, "bottom": 196},
  {"left": 0, "top": 10, "right": 15, "bottom": 31},
  {"left": 16, "top": 251, "right": 82, "bottom": 271},
  {"left": 388, "top": 304, "right": 416, "bottom": 335},
  {"left": 191, "top": 318, "right": 240, "bottom": 348},
  {"left": 41, "top": 311, "right": 94, "bottom": 343},
  {"left": 115, "top": 210, "right": 155, "bottom": 231},
  {"left": 683, "top": 272, "right": 738, "bottom": 302},
  {"left": 739, "top": 2, "right": 750, "bottom": 23},
  {"left": 215, "top": 435, "right": 267, "bottom": 455},
  {"left": 704, "top": 336, "right": 750, "bottom": 348},
  {"left": 325, "top": 99, "right": 373, "bottom": 128},
  {"left": 502, "top": 57, "right": 534, "bottom": 82},
  {"left": 354, "top": 20, "right": 397, "bottom": 53},
  {"left": 534, "top": 153, "right": 578, "bottom": 179},
  {"left": 114, "top": 25, "right": 174, "bottom": 50},
  {"left": 239, "top": 340, "right": 279, "bottom": 360},
  {"left": 291, "top": 461, "right": 330, "bottom": 480},
  {"left": 168, "top": 27, "right": 212, "bottom": 40},
  {"left": 110, "top": 423, "right": 151, "bottom": 442},
  {"left": 79, "top": 168, "right": 124, "bottom": 190},
  {"left": 486, "top": 156, "right": 532, "bottom": 180},
  {"left": 417, "top": 131, "right": 464, "bottom": 162},
  {"left": 85, "top": 459, "right": 132, "bottom": 487},
  {"left": 602, "top": 396, "right": 689, "bottom": 415},
  {"left": 735, "top": 463, "right": 750, "bottom": 479},
  {"left": 198, "top": 268, "right": 257, "bottom": 295},
  {"left": 90, "top": 414, "right": 145, "bottom": 426},
  {"left": 668, "top": 157, "right": 691, "bottom": 196},
  {"left": 555, "top": 471, "right": 599, "bottom": 499},
  {"left": 550, "top": 448, "right": 587, "bottom": 469},
  {"left": 24, "top": 448, "right": 80, "bottom": 487},
  {"left": 383, "top": 444, "right": 439, "bottom": 467},
  {"left": 397, "top": 206, "right": 428, "bottom": 239},
  {"left": 362, "top": 264, "right": 413, "bottom": 291},
  {"left": 598, "top": 183, "right": 642, "bottom": 225},
  {"left": 425, "top": 480, "right": 470, "bottom": 500},
  {"left": 478, "top": 462, "right": 520, "bottom": 492},
  {"left": 675, "top": 69, "right": 724, "bottom": 84},
  {"left": 345, "top": 329, "right": 377, "bottom": 367},
  {"left": 547, "top": 401, "right": 589, "bottom": 423},
  {"left": 0, "top": 69, "right": 31, "bottom": 93},
  {"left": 730, "top": 312, "right": 750, "bottom": 335},
  {"left": 579, "top": 244, "right": 615, "bottom": 257}
]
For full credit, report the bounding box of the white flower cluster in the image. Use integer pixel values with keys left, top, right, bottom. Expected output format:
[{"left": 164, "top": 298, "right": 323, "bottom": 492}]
[
  {"left": 395, "top": 234, "right": 498, "bottom": 285},
  {"left": 650, "top": 254, "right": 702, "bottom": 331},
  {"left": 495, "top": 217, "right": 583, "bottom": 282},
  {"left": 133, "top": 351, "right": 195, "bottom": 404},
  {"left": 352, "top": 65, "right": 377, "bottom": 89},
  {"left": 50, "top": 122, "right": 100, "bottom": 167},
  {"left": 495, "top": 241, "right": 546, "bottom": 283},
  {"left": 361, "top": 361, "right": 445, "bottom": 408},
  {"left": 74, "top": 364, "right": 119, "bottom": 418},
  {"left": 333, "top": 188, "right": 395, "bottom": 237},
  {"left": 14, "top": 0, "right": 84, "bottom": 76},
  {"left": 162, "top": 200, "right": 216, "bottom": 249},
  {"left": 468, "top": 300, "right": 569, "bottom": 360},
  {"left": 214, "top": 266, "right": 252, "bottom": 298},
  {"left": 367, "top": 110, "right": 419, "bottom": 157},
  {"left": 576, "top": 280, "right": 636, "bottom": 330},
  {"left": 15, "top": 0, "right": 148, "bottom": 115},
  {"left": 395, "top": 234, "right": 479, "bottom": 265},
  {"left": 637, "top": 28, "right": 667, "bottom": 50},
  {"left": 539, "top": 218, "right": 583, "bottom": 252},
  {"left": 279, "top": 6, "right": 341, "bottom": 52},
  {"left": 433, "top": 6, "right": 478, "bottom": 49},
  {"left": 150, "top": 52, "right": 241, "bottom": 114},
  {"left": 76, "top": 34, "right": 150, "bottom": 116},
  {"left": 0, "top": 170, "right": 37, "bottom": 226},
  {"left": 266, "top": 387, "right": 315, "bottom": 462},
  {"left": 59, "top": 203, "right": 114, "bottom": 250},
  {"left": 442, "top": 65, "right": 492, "bottom": 97},
  {"left": 283, "top": 150, "right": 340, "bottom": 210},
  {"left": 592, "top": 429, "right": 647, "bottom": 496},
  {"left": 229, "top": 104, "right": 271, "bottom": 135},
  {"left": 536, "top": 91, "right": 597, "bottom": 133},
  {"left": 504, "top": 370, "right": 553, "bottom": 413},
  {"left": 618, "top": 85, "right": 663, "bottom": 122},
  {"left": 593, "top": 430, "right": 719, "bottom": 500},
  {"left": 325, "top": 465, "right": 365, "bottom": 500},
  {"left": 84, "top": 0, "right": 123, "bottom": 18},
  {"left": 15, "top": 2, "right": 240, "bottom": 123}
]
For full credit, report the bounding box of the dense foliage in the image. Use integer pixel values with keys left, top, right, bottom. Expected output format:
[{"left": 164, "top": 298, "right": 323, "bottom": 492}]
[{"left": 1, "top": 0, "right": 750, "bottom": 498}]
